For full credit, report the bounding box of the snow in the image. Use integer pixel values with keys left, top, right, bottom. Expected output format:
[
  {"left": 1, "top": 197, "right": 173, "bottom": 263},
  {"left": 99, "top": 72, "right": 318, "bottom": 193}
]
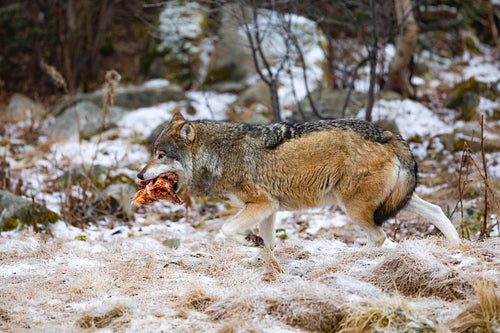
[
  {"left": 360, "top": 99, "right": 453, "bottom": 139},
  {"left": 118, "top": 102, "right": 179, "bottom": 138},
  {"left": 186, "top": 91, "right": 238, "bottom": 120}
]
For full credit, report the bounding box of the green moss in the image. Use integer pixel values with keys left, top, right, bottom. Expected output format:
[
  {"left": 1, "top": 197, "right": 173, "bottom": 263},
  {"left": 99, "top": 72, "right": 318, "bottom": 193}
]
[
  {"left": 3, "top": 218, "right": 24, "bottom": 231},
  {"left": 75, "top": 235, "right": 87, "bottom": 241},
  {"left": 204, "top": 63, "right": 239, "bottom": 85},
  {"left": 163, "top": 238, "right": 181, "bottom": 249},
  {"left": 37, "top": 209, "right": 62, "bottom": 225}
]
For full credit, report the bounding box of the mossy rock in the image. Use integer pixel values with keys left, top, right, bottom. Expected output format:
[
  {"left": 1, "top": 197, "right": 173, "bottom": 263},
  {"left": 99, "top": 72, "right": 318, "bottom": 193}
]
[
  {"left": 442, "top": 122, "right": 500, "bottom": 152},
  {"left": 451, "top": 207, "right": 483, "bottom": 238},
  {"left": 0, "top": 190, "right": 61, "bottom": 231},
  {"left": 141, "top": 1, "right": 208, "bottom": 86},
  {"left": 447, "top": 77, "right": 500, "bottom": 120}
]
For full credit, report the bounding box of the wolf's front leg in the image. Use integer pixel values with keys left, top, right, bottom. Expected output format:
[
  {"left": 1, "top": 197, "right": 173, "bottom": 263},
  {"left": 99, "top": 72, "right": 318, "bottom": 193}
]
[{"left": 221, "top": 200, "right": 278, "bottom": 247}]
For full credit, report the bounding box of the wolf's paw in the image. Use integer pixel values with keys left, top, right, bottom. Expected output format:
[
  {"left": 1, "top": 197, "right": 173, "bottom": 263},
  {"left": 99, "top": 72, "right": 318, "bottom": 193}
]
[{"left": 245, "top": 232, "right": 264, "bottom": 247}]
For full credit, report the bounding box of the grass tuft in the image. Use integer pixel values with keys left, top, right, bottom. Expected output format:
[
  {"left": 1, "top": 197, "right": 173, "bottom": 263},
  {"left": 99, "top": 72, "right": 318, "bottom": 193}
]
[
  {"left": 367, "top": 247, "right": 474, "bottom": 301},
  {"left": 340, "top": 299, "right": 435, "bottom": 332},
  {"left": 451, "top": 278, "right": 500, "bottom": 332},
  {"left": 77, "top": 304, "right": 128, "bottom": 329}
]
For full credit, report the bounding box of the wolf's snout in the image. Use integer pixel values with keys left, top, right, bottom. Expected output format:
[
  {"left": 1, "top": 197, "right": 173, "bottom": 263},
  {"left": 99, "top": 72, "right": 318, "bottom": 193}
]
[{"left": 137, "top": 172, "right": 144, "bottom": 180}]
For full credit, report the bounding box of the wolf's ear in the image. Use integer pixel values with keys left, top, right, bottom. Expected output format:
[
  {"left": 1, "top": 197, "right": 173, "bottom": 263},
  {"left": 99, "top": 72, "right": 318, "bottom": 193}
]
[
  {"left": 178, "top": 122, "right": 196, "bottom": 145},
  {"left": 171, "top": 112, "right": 185, "bottom": 123}
]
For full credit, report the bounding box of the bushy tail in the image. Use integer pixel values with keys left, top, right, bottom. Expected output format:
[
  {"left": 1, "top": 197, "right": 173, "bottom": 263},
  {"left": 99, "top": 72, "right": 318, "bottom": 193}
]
[{"left": 405, "top": 194, "right": 461, "bottom": 246}]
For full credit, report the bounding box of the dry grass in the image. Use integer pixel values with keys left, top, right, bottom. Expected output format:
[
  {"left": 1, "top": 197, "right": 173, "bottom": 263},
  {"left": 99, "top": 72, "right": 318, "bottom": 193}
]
[
  {"left": 65, "top": 270, "right": 113, "bottom": 298},
  {"left": 365, "top": 246, "right": 474, "bottom": 301},
  {"left": 182, "top": 284, "right": 219, "bottom": 312},
  {"left": 451, "top": 279, "right": 500, "bottom": 332},
  {"left": 339, "top": 298, "right": 435, "bottom": 333},
  {"left": 1, "top": 228, "right": 499, "bottom": 332},
  {"left": 77, "top": 303, "right": 129, "bottom": 330},
  {"left": 265, "top": 294, "right": 346, "bottom": 332}
]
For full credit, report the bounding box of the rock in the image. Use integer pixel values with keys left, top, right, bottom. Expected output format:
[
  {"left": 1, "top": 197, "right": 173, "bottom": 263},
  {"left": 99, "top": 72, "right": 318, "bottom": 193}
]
[
  {"left": 0, "top": 190, "right": 61, "bottom": 231},
  {"left": 447, "top": 77, "right": 500, "bottom": 121},
  {"left": 141, "top": 2, "right": 208, "bottom": 85},
  {"left": 233, "top": 80, "right": 271, "bottom": 108},
  {"left": 290, "top": 89, "right": 374, "bottom": 121},
  {"left": 6, "top": 93, "right": 45, "bottom": 120},
  {"left": 43, "top": 101, "right": 126, "bottom": 141},
  {"left": 204, "top": 25, "right": 255, "bottom": 85},
  {"left": 438, "top": 122, "right": 500, "bottom": 152},
  {"left": 55, "top": 165, "right": 110, "bottom": 189},
  {"left": 209, "top": 81, "right": 248, "bottom": 94},
  {"left": 100, "top": 183, "right": 137, "bottom": 220},
  {"left": 75, "top": 82, "right": 186, "bottom": 110},
  {"left": 451, "top": 207, "right": 483, "bottom": 238}
]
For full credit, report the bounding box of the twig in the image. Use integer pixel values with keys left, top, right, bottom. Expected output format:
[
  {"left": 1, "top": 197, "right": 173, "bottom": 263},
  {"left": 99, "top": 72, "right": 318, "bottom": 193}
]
[
  {"left": 392, "top": 214, "right": 400, "bottom": 241},
  {"left": 479, "top": 114, "right": 488, "bottom": 240},
  {"left": 342, "top": 56, "right": 369, "bottom": 118},
  {"left": 31, "top": 195, "right": 39, "bottom": 233}
]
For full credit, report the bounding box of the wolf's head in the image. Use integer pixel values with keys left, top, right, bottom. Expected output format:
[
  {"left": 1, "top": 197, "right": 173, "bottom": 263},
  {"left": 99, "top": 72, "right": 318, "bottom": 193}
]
[{"left": 137, "top": 112, "right": 195, "bottom": 187}]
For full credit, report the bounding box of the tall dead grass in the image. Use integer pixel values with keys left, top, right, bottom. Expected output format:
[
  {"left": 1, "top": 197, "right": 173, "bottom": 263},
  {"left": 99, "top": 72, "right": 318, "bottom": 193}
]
[
  {"left": 77, "top": 303, "right": 129, "bottom": 330},
  {"left": 366, "top": 247, "right": 474, "bottom": 301},
  {"left": 265, "top": 294, "right": 346, "bottom": 332},
  {"left": 452, "top": 278, "right": 500, "bottom": 332},
  {"left": 339, "top": 298, "right": 435, "bottom": 332}
]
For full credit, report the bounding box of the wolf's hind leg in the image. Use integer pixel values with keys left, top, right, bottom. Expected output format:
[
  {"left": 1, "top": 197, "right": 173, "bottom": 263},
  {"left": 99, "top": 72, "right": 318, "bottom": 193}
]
[
  {"left": 221, "top": 200, "right": 278, "bottom": 247},
  {"left": 361, "top": 224, "right": 387, "bottom": 247},
  {"left": 343, "top": 202, "right": 387, "bottom": 247}
]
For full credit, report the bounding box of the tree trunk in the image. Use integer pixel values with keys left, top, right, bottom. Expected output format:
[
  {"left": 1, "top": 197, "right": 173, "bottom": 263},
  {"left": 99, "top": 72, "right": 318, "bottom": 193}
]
[
  {"left": 387, "top": 0, "right": 418, "bottom": 98},
  {"left": 269, "top": 79, "right": 281, "bottom": 122}
]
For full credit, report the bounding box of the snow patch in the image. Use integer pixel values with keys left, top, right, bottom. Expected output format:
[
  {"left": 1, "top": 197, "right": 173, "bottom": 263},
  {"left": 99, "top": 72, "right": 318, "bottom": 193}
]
[{"left": 363, "top": 99, "right": 453, "bottom": 139}]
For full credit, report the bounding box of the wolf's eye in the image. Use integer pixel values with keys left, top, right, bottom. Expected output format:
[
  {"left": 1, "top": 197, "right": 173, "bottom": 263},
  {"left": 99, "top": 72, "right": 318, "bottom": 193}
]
[{"left": 157, "top": 153, "right": 166, "bottom": 159}]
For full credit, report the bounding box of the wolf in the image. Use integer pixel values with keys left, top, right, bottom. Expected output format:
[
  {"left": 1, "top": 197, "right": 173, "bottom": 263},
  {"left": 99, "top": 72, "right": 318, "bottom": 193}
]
[{"left": 137, "top": 112, "right": 461, "bottom": 251}]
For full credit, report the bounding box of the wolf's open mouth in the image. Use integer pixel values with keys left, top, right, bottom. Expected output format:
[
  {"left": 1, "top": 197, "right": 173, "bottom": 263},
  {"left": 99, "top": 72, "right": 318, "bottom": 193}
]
[{"left": 132, "top": 172, "right": 182, "bottom": 205}]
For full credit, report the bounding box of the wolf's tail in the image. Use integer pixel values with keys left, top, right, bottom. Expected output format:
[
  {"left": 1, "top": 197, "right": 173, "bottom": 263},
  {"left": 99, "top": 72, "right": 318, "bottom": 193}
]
[{"left": 405, "top": 194, "right": 461, "bottom": 246}]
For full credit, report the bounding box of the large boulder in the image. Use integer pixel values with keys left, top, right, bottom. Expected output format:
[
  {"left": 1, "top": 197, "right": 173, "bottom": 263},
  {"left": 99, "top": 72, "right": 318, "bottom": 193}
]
[
  {"left": 43, "top": 101, "right": 126, "bottom": 141},
  {"left": 233, "top": 80, "right": 271, "bottom": 108},
  {"left": 204, "top": 23, "right": 255, "bottom": 86},
  {"left": 290, "top": 89, "right": 368, "bottom": 121},
  {"left": 141, "top": 2, "right": 208, "bottom": 86},
  {"left": 0, "top": 190, "right": 61, "bottom": 231},
  {"left": 447, "top": 77, "right": 500, "bottom": 121}
]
